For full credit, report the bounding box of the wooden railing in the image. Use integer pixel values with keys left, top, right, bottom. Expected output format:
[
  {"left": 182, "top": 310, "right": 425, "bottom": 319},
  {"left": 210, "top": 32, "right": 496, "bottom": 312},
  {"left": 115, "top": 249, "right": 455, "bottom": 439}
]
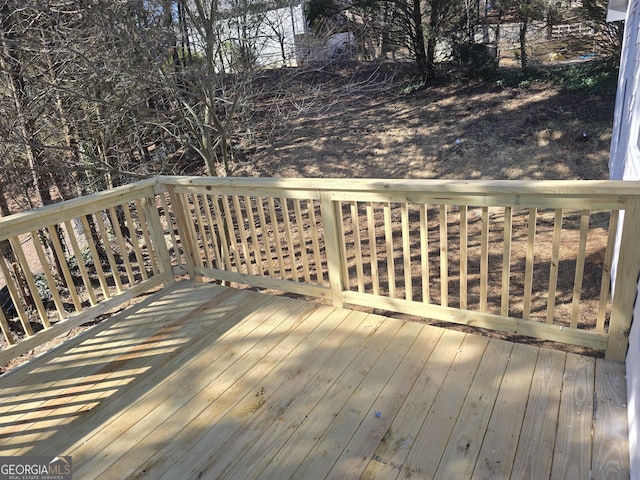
[
  {"left": 2, "top": 176, "right": 640, "bottom": 364},
  {"left": 0, "top": 179, "right": 174, "bottom": 367}
]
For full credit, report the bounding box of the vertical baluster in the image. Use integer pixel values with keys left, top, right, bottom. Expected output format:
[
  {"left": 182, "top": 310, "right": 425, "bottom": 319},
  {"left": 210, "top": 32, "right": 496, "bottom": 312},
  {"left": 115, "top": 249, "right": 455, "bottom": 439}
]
[
  {"left": 9, "top": 236, "right": 50, "bottom": 326},
  {"left": 46, "top": 224, "right": 83, "bottom": 311},
  {"left": 401, "top": 203, "right": 412, "bottom": 301},
  {"left": 63, "top": 220, "right": 97, "bottom": 305},
  {"left": 100, "top": 209, "right": 127, "bottom": 286},
  {"left": 256, "top": 196, "right": 274, "bottom": 277},
  {"left": 501, "top": 207, "right": 513, "bottom": 317},
  {"left": 351, "top": 201, "right": 364, "bottom": 293},
  {"left": 267, "top": 197, "right": 286, "bottom": 279},
  {"left": 198, "top": 194, "right": 217, "bottom": 269},
  {"left": 135, "top": 199, "right": 159, "bottom": 276},
  {"left": 0, "top": 308, "right": 14, "bottom": 345},
  {"left": 570, "top": 210, "right": 591, "bottom": 328},
  {"left": 160, "top": 193, "right": 182, "bottom": 267},
  {"left": 211, "top": 193, "right": 230, "bottom": 272},
  {"left": 546, "top": 208, "right": 564, "bottom": 324},
  {"left": 141, "top": 195, "right": 173, "bottom": 285},
  {"left": 80, "top": 215, "right": 111, "bottom": 299},
  {"left": 192, "top": 194, "right": 211, "bottom": 269},
  {"left": 294, "top": 198, "right": 312, "bottom": 284},
  {"left": 459, "top": 205, "right": 467, "bottom": 309},
  {"left": 384, "top": 202, "right": 395, "bottom": 298},
  {"left": 597, "top": 210, "right": 619, "bottom": 332},
  {"left": 523, "top": 208, "right": 537, "bottom": 320},
  {"left": 439, "top": 204, "right": 448, "bottom": 307},
  {"left": 480, "top": 207, "right": 489, "bottom": 313},
  {"left": 135, "top": 198, "right": 160, "bottom": 275},
  {"left": 231, "top": 195, "right": 253, "bottom": 275},
  {"left": 245, "top": 196, "right": 264, "bottom": 276},
  {"left": 0, "top": 248, "right": 32, "bottom": 336},
  {"left": 30, "top": 229, "right": 67, "bottom": 319},
  {"left": 123, "top": 202, "right": 148, "bottom": 281},
  {"left": 281, "top": 198, "right": 298, "bottom": 280},
  {"left": 366, "top": 202, "right": 380, "bottom": 296},
  {"left": 221, "top": 195, "right": 242, "bottom": 274},
  {"left": 308, "top": 200, "right": 324, "bottom": 284},
  {"left": 107, "top": 207, "right": 135, "bottom": 286}
]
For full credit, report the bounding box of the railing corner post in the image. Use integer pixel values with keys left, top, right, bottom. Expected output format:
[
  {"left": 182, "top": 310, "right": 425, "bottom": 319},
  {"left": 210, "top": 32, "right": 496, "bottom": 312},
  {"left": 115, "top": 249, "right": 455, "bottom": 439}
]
[
  {"left": 607, "top": 196, "right": 640, "bottom": 361},
  {"left": 142, "top": 192, "right": 176, "bottom": 286},
  {"left": 167, "top": 184, "right": 200, "bottom": 280},
  {"left": 320, "top": 191, "right": 345, "bottom": 308}
]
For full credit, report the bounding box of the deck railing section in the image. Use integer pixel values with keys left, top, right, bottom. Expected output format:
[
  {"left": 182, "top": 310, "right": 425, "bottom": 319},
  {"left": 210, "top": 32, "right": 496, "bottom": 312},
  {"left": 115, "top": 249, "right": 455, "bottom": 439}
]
[
  {"left": 162, "top": 182, "right": 331, "bottom": 299},
  {"left": 0, "top": 180, "right": 174, "bottom": 366},
  {"left": 1, "top": 176, "right": 640, "bottom": 364},
  {"left": 162, "top": 177, "right": 640, "bottom": 361}
]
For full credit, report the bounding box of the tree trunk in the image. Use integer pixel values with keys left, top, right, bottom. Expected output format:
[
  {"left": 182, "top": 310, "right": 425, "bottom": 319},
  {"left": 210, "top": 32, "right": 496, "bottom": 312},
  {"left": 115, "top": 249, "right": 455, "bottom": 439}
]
[
  {"left": 0, "top": 186, "right": 12, "bottom": 273},
  {"left": 0, "top": 4, "right": 71, "bottom": 289},
  {"left": 519, "top": 15, "right": 528, "bottom": 70},
  {"left": 411, "top": 0, "right": 428, "bottom": 79},
  {"left": 178, "top": 1, "right": 193, "bottom": 66},
  {"left": 425, "top": 0, "right": 440, "bottom": 80},
  {"left": 495, "top": 9, "right": 503, "bottom": 67}
]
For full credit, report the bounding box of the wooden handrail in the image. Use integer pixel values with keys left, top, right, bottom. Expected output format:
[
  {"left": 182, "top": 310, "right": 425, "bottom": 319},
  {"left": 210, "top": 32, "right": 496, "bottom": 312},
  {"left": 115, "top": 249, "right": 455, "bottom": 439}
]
[{"left": 2, "top": 176, "right": 640, "bottom": 366}]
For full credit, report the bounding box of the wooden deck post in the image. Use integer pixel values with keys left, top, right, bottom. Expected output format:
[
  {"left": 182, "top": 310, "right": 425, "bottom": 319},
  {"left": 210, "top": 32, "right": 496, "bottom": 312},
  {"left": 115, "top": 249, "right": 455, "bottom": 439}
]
[
  {"left": 607, "top": 196, "right": 640, "bottom": 361},
  {"left": 320, "top": 192, "right": 345, "bottom": 307},
  {"left": 141, "top": 193, "right": 175, "bottom": 286},
  {"left": 167, "top": 184, "right": 199, "bottom": 280}
]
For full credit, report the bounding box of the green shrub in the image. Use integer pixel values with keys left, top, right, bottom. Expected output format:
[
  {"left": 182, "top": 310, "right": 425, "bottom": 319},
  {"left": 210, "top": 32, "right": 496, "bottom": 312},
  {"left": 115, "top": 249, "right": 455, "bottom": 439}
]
[{"left": 488, "top": 60, "right": 618, "bottom": 94}]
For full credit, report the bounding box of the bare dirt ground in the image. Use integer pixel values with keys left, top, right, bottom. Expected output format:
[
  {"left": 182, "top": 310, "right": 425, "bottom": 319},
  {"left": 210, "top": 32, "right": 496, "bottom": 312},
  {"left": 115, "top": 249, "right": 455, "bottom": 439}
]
[{"left": 239, "top": 62, "right": 614, "bottom": 181}]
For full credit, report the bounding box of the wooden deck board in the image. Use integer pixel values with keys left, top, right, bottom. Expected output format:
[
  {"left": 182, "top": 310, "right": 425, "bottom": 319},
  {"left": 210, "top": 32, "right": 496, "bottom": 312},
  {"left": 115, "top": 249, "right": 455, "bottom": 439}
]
[
  {"left": 0, "top": 281, "right": 630, "bottom": 479},
  {"left": 219, "top": 310, "right": 377, "bottom": 480},
  {"left": 400, "top": 333, "right": 491, "bottom": 479},
  {"left": 551, "top": 353, "right": 595, "bottom": 479},
  {"left": 0, "top": 282, "right": 234, "bottom": 453},
  {"left": 593, "top": 358, "right": 631, "bottom": 479},
  {"left": 472, "top": 343, "right": 538, "bottom": 479},
  {"left": 257, "top": 311, "right": 392, "bottom": 480},
  {"left": 159, "top": 305, "right": 368, "bottom": 480},
  {"left": 83, "top": 293, "right": 319, "bottom": 478},
  {"left": 434, "top": 339, "right": 514, "bottom": 479},
  {"left": 361, "top": 328, "right": 464, "bottom": 480},
  {"left": 293, "top": 321, "right": 425, "bottom": 480}
]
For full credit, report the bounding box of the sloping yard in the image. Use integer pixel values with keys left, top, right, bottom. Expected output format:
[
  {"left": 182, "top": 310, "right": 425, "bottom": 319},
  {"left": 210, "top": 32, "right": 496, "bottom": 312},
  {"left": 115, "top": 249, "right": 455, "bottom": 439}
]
[{"left": 239, "top": 63, "right": 614, "bottom": 182}]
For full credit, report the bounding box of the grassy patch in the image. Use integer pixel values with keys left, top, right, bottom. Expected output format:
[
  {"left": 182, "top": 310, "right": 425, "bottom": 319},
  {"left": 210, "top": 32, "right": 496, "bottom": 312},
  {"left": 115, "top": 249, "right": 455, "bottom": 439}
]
[{"left": 487, "top": 60, "right": 619, "bottom": 94}]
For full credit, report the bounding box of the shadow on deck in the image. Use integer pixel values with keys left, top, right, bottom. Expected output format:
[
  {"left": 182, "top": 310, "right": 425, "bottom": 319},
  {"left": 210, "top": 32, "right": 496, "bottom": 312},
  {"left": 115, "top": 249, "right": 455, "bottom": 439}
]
[{"left": 0, "top": 280, "right": 630, "bottom": 479}]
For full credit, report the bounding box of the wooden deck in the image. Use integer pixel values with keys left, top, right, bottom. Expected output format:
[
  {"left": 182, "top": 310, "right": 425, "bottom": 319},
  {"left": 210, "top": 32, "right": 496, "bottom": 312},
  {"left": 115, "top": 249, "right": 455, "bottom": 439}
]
[{"left": 0, "top": 281, "right": 629, "bottom": 479}]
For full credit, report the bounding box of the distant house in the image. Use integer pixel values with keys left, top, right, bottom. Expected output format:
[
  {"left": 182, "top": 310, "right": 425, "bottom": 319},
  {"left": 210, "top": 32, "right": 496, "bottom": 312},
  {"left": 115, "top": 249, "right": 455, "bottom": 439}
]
[
  {"left": 608, "top": 0, "right": 640, "bottom": 478},
  {"left": 211, "top": 1, "right": 358, "bottom": 70}
]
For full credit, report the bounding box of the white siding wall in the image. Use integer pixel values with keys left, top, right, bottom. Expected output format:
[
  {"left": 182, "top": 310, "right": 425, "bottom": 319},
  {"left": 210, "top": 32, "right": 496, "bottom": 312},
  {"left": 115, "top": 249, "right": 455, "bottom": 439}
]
[{"left": 609, "top": 1, "right": 640, "bottom": 477}]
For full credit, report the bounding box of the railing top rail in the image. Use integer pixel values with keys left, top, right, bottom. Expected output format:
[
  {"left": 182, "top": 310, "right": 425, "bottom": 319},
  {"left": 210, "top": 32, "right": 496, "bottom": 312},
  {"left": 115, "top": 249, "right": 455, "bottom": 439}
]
[
  {"left": 0, "top": 179, "right": 157, "bottom": 242},
  {"left": 3, "top": 176, "right": 638, "bottom": 242},
  {"left": 158, "top": 176, "right": 640, "bottom": 198}
]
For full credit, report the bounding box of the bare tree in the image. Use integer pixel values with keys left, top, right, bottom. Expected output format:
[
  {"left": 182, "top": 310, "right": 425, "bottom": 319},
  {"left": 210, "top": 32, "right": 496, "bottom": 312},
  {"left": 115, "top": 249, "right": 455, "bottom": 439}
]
[{"left": 0, "top": 2, "right": 54, "bottom": 207}]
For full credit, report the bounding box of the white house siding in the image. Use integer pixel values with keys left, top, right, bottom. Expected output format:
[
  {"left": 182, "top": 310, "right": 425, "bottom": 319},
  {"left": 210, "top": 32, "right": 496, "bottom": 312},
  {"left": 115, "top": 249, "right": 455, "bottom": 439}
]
[{"left": 609, "top": 0, "right": 640, "bottom": 477}]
